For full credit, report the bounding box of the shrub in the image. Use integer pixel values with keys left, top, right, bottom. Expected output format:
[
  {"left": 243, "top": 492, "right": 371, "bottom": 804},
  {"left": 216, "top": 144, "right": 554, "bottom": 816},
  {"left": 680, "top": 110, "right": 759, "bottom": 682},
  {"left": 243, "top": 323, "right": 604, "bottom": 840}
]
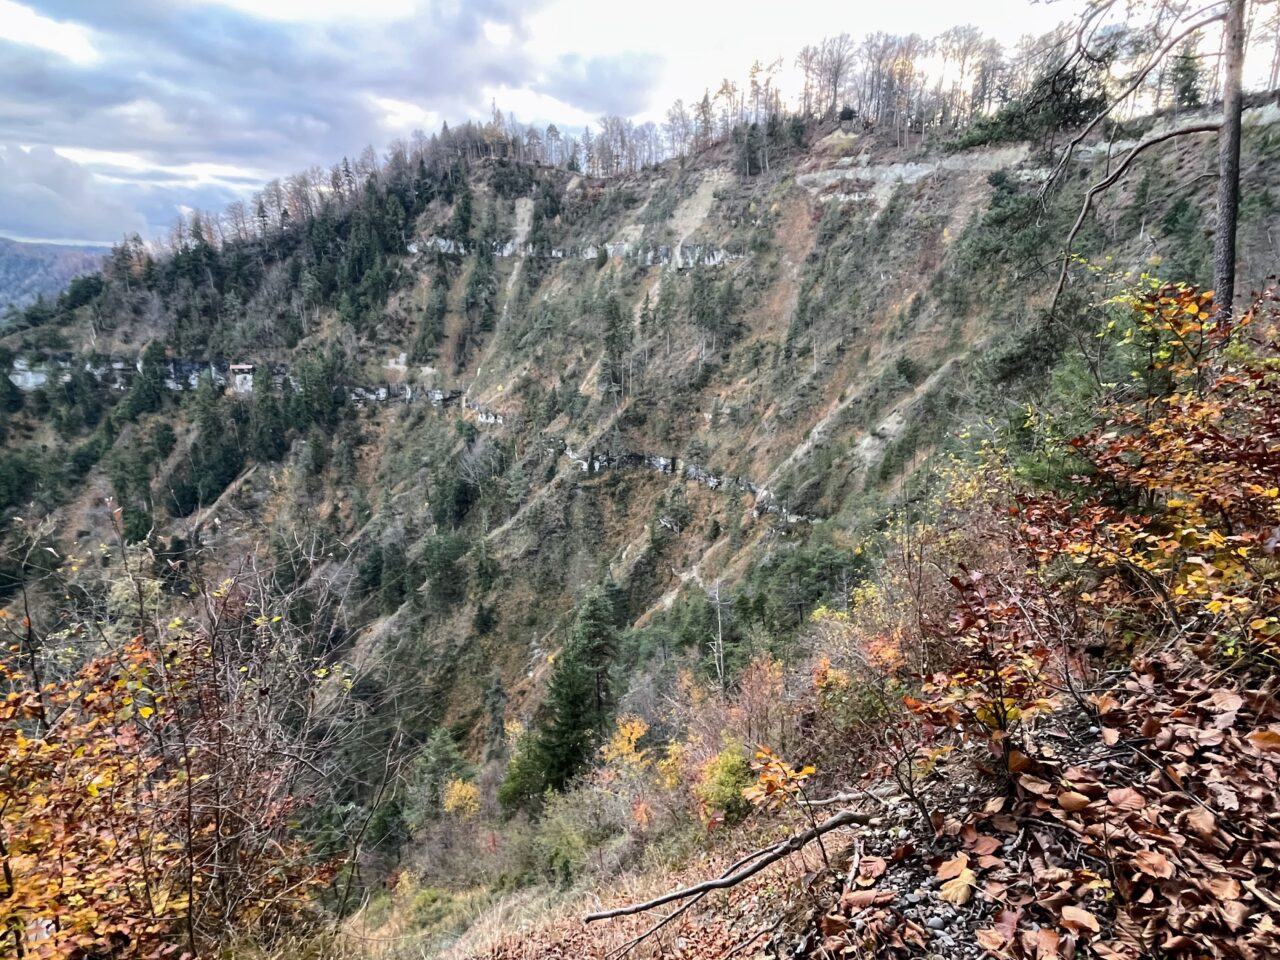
[
  {"left": 442, "top": 779, "right": 481, "bottom": 819},
  {"left": 694, "top": 742, "right": 753, "bottom": 826}
]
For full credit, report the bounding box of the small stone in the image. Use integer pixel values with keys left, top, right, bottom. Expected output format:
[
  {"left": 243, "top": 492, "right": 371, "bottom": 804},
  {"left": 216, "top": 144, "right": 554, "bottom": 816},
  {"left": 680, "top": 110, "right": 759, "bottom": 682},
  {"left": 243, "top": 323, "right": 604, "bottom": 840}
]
[{"left": 927, "top": 916, "right": 946, "bottom": 930}]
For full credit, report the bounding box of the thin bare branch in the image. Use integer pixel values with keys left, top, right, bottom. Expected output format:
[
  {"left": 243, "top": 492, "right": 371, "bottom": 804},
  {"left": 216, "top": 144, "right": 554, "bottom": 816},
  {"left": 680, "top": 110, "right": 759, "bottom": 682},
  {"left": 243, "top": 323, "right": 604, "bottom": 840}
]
[
  {"left": 1050, "top": 122, "right": 1221, "bottom": 313},
  {"left": 1041, "top": 9, "right": 1227, "bottom": 204}
]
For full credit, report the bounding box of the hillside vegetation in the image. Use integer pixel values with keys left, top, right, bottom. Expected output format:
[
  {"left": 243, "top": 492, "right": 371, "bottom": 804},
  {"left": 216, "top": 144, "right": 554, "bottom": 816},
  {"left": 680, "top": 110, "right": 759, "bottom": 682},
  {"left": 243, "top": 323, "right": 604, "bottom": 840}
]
[{"left": 2, "top": 57, "right": 1280, "bottom": 960}]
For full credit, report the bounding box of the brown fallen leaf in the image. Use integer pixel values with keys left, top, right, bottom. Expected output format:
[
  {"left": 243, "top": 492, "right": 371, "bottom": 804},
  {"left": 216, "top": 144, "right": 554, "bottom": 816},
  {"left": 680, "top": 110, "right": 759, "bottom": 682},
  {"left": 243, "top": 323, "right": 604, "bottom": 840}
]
[
  {"left": 819, "top": 912, "right": 849, "bottom": 937},
  {"left": 1024, "top": 928, "right": 1061, "bottom": 959},
  {"left": 1107, "top": 787, "right": 1145, "bottom": 811},
  {"left": 1183, "top": 806, "right": 1215, "bottom": 836},
  {"left": 1245, "top": 728, "right": 1280, "bottom": 752},
  {"left": 1205, "top": 875, "right": 1240, "bottom": 900},
  {"left": 840, "top": 889, "right": 894, "bottom": 911},
  {"left": 975, "top": 927, "right": 1008, "bottom": 952},
  {"left": 936, "top": 852, "right": 970, "bottom": 881},
  {"left": 1060, "top": 904, "right": 1100, "bottom": 934},
  {"left": 858, "top": 856, "right": 887, "bottom": 880},
  {"left": 1210, "top": 689, "right": 1243, "bottom": 713},
  {"left": 1007, "top": 749, "right": 1036, "bottom": 772},
  {"left": 1019, "top": 775, "right": 1054, "bottom": 797},
  {"left": 1133, "top": 850, "right": 1174, "bottom": 879},
  {"left": 1220, "top": 899, "right": 1249, "bottom": 931},
  {"left": 971, "top": 834, "right": 1002, "bottom": 856},
  {"left": 1058, "top": 790, "right": 1092, "bottom": 812}
]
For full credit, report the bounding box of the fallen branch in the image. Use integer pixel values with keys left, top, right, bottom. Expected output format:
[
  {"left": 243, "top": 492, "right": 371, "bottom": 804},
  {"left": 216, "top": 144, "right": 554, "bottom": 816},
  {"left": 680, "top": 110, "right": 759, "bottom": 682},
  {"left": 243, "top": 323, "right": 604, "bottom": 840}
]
[
  {"left": 604, "top": 842, "right": 778, "bottom": 960},
  {"left": 798, "top": 784, "right": 898, "bottom": 808},
  {"left": 583, "top": 807, "right": 874, "bottom": 923}
]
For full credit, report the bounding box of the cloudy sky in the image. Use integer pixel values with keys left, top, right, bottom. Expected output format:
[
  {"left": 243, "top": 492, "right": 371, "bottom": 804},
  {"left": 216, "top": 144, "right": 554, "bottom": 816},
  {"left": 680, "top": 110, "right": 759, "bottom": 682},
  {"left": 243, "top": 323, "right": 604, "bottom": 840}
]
[{"left": 0, "top": 0, "right": 1079, "bottom": 245}]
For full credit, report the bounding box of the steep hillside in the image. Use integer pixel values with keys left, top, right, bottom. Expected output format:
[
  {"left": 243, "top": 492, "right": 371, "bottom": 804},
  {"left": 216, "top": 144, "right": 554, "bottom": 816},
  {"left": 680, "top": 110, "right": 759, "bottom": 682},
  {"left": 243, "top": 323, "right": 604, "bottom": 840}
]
[{"left": 4, "top": 105, "right": 1280, "bottom": 959}]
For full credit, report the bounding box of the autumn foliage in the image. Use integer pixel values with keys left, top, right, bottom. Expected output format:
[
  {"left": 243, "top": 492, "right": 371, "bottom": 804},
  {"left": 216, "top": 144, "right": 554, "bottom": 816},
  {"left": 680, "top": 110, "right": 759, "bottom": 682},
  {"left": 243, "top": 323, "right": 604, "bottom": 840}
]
[
  {"left": 794, "top": 284, "right": 1280, "bottom": 959},
  {"left": 1, "top": 576, "right": 342, "bottom": 958},
  {"left": 1, "top": 637, "right": 184, "bottom": 957}
]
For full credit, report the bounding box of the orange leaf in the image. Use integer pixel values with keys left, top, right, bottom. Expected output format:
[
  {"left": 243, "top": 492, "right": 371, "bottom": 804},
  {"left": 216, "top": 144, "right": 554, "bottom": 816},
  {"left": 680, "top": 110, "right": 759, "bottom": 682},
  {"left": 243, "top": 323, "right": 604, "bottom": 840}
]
[{"left": 1246, "top": 729, "right": 1280, "bottom": 752}]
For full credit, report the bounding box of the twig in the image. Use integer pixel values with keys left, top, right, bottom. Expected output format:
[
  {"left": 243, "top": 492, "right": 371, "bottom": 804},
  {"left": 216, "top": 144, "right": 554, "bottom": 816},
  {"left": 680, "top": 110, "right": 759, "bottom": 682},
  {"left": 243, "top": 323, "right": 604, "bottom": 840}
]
[
  {"left": 606, "top": 892, "right": 707, "bottom": 960},
  {"left": 798, "top": 784, "right": 897, "bottom": 808},
  {"left": 584, "top": 807, "right": 874, "bottom": 923},
  {"left": 844, "top": 838, "right": 864, "bottom": 890},
  {"left": 1039, "top": 9, "right": 1227, "bottom": 205}
]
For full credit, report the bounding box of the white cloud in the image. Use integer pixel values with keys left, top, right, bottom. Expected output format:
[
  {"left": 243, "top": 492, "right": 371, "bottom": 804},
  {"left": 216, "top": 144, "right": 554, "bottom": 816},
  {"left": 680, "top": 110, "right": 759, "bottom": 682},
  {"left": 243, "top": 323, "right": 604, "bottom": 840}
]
[
  {"left": 479, "top": 85, "right": 595, "bottom": 128},
  {"left": 483, "top": 20, "right": 513, "bottom": 46},
  {"left": 0, "top": 145, "right": 147, "bottom": 243},
  {"left": 188, "top": 0, "right": 416, "bottom": 22},
  {"left": 369, "top": 96, "right": 441, "bottom": 132},
  {"left": 0, "top": 0, "right": 99, "bottom": 64},
  {"left": 54, "top": 146, "right": 270, "bottom": 190}
]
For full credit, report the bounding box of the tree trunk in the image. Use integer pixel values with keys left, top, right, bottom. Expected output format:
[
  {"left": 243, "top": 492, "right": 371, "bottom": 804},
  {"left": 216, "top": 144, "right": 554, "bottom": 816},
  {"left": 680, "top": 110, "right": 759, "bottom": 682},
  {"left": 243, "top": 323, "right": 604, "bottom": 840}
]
[{"left": 1214, "top": 0, "right": 1246, "bottom": 319}]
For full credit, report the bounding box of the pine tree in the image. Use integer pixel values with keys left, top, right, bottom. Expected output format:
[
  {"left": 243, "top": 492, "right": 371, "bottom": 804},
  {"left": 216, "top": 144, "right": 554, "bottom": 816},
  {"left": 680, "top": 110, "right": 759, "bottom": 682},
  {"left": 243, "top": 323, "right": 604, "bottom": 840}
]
[
  {"left": 450, "top": 176, "right": 474, "bottom": 243},
  {"left": 534, "top": 585, "right": 619, "bottom": 791},
  {"left": 1171, "top": 40, "right": 1204, "bottom": 109},
  {"left": 600, "top": 293, "right": 631, "bottom": 404},
  {"left": 404, "top": 728, "right": 475, "bottom": 830},
  {"left": 123, "top": 341, "right": 166, "bottom": 420},
  {"left": 249, "top": 386, "right": 287, "bottom": 461},
  {"left": 379, "top": 539, "right": 407, "bottom": 615}
]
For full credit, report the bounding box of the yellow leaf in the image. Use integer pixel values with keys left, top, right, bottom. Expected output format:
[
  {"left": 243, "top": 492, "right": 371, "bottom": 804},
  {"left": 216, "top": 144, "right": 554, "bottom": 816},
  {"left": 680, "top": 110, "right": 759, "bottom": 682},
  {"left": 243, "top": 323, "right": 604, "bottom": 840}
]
[{"left": 939, "top": 868, "right": 977, "bottom": 904}]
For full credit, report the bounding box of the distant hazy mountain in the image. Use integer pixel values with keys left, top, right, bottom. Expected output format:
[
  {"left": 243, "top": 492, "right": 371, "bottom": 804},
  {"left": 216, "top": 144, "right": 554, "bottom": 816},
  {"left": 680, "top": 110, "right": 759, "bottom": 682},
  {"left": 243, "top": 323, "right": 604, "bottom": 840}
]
[{"left": 0, "top": 237, "right": 105, "bottom": 312}]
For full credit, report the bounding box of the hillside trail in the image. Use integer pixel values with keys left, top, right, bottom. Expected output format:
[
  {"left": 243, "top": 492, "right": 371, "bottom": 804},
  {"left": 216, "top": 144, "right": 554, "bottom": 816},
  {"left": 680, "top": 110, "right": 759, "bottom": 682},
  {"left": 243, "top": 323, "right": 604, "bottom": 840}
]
[
  {"left": 187, "top": 464, "right": 257, "bottom": 536},
  {"left": 795, "top": 142, "right": 1033, "bottom": 203}
]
